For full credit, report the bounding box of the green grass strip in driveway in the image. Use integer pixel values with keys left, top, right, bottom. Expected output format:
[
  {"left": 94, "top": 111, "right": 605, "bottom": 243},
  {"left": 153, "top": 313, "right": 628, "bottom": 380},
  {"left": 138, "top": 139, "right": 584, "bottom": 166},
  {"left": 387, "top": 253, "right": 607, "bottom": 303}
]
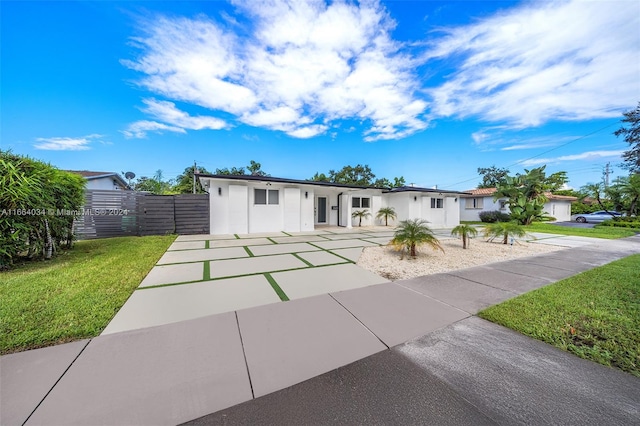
[
  {"left": 243, "top": 246, "right": 255, "bottom": 257},
  {"left": 205, "top": 240, "right": 210, "bottom": 249},
  {"left": 203, "top": 261, "right": 211, "bottom": 281},
  {"left": 264, "top": 273, "right": 289, "bottom": 301},
  {"left": 291, "top": 253, "right": 314, "bottom": 267}
]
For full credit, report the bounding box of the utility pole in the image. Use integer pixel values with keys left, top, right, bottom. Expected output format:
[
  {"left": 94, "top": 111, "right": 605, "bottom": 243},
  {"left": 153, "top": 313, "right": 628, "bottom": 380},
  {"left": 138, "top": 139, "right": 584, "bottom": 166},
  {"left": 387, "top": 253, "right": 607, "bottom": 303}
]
[
  {"left": 603, "top": 162, "right": 611, "bottom": 188},
  {"left": 193, "top": 161, "right": 198, "bottom": 194}
]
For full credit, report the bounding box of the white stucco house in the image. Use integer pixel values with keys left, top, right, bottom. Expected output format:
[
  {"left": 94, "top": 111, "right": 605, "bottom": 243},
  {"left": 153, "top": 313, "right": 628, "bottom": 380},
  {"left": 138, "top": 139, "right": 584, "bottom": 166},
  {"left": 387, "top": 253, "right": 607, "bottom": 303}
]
[
  {"left": 460, "top": 188, "right": 577, "bottom": 222},
  {"left": 197, "top": 174, "right": 465, "bottom": 235},
  {"left": 67, "top": 171, "right": 130, "bottom": 190}
]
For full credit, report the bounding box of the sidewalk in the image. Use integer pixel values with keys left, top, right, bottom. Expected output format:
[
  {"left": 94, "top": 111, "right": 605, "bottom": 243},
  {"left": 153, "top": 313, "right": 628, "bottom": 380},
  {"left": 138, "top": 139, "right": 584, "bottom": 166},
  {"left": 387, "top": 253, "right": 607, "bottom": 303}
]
[{"left": 2, "top": 235, "right": 639, "bottom": 425}]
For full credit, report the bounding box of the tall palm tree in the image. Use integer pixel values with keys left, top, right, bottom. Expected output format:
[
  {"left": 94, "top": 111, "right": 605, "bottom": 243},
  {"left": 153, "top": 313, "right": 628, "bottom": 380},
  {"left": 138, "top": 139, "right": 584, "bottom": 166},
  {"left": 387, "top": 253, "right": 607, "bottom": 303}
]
[
  {"left": 391, "top": 219, "right": 444, "bottom": 258},
  {"left": 376, "top": 207, "right": 397, "bottom": 226},
  {"left": 483, "top": 222, "right": 529, "bottom": 245},
  {"left": 351, "top": 209, "right": 371, "bottom": 227},
  {"left": 450, "top": 224, "right": 478, "bottom": 249}
]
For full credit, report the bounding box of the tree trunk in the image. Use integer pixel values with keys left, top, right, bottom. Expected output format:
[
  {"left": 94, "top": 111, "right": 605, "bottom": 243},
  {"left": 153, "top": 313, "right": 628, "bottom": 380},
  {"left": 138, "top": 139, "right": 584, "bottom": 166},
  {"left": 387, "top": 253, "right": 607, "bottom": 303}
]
[
  {"left": 44, "top": 219, "right": 53, "bottom": 259},
  {"left": 462, "top": 235, "right": 467, "bottom": 249},
  {"left": 503, "top": 233, "right": 508, "bottom": 244},
  {"left": 410, "top": 243, "right": 416, "bottom": 258}
]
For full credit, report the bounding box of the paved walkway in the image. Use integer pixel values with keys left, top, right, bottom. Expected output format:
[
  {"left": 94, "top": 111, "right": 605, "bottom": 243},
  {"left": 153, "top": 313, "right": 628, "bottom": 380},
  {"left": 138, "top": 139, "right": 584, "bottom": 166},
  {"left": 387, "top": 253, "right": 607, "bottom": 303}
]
[{"left": 2, "top": 232, "right": 639, "bottom": 425}]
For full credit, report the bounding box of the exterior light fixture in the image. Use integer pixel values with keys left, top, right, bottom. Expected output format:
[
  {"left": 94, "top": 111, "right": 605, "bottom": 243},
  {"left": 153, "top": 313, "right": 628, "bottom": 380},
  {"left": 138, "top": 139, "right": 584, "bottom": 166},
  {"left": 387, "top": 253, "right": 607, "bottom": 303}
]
[
  {"left": 455, "top": 198, "right": 458, "bottom": 202},
  {"left": 305, "top": 191, "right": 308, "bottom": 199},
  {"left": 414, "top": 196, "right": 417, "bottom": 201},
  {"left": 218, "top": 187, "right": 222, "bottom": 196}
]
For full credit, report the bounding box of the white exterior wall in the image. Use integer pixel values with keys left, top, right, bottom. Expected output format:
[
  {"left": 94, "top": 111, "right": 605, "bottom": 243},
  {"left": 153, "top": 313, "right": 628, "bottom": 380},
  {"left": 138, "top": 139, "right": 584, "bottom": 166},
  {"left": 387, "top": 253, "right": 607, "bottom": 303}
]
[
  {"left": 460, "top": 196, "right": 506, "bottom": 221},
  {"left": 86, "top": 177, "right": 123, "bottom": 191},
  {"left": 228, "top": 185, "right": 249, "bottom": 234},
  {"left": 544, "top": 201, "right": 572, "bottom": 222},
  {"left": 209, "top": 181, "right": 231, "bottom": 235},
  {"left": 444, "top": 196, "right": 460, "bottom": 227},
  {"left": 283, "top": 188, "right": 301, "bottom": 232}
]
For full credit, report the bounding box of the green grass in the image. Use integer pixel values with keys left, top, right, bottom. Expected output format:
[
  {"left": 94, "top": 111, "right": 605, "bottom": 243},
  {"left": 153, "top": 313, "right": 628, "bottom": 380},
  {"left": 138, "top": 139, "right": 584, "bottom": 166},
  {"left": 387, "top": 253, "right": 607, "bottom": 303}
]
[
  {"left": 525, "top": 222, "right": 638, "bottom": 239},
  {"left": 479, "top": 254, "right": 640, "bottom": 377},
  {"left": 0, "top": 235, "right": 175, "bottom": 355}
]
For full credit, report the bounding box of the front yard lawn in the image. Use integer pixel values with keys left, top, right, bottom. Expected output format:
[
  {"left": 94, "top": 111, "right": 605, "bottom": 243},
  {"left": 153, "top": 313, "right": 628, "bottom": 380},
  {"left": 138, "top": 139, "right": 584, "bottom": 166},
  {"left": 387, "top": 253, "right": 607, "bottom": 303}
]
[
  {"left": 479, "top": 254, "right": 640, "bottom": 377},
  {"left": 0, "top": 235, "right": 175, "bottom": 355},
  {"left": 526, "top": 222, "right": 638, "bottom": 239}
]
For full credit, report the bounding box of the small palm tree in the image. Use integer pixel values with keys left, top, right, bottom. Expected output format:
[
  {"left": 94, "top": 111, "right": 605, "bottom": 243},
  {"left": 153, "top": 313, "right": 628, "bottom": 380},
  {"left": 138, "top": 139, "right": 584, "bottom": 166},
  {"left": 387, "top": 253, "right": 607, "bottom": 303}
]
[
  {"left": 376, "top": 207, "right": 397, "bottom": 226},
  {"left": 391, "top": 219, "right": 444, "bottom": 258},
  {"left": 483, "top": 222, "right": 529, "bottom": 245},
  {"left": 352, "top": 209, "right": 371, "bottom": 227},
  {"left": 450, "top": 224, "right": 478, "bottom": 249}
]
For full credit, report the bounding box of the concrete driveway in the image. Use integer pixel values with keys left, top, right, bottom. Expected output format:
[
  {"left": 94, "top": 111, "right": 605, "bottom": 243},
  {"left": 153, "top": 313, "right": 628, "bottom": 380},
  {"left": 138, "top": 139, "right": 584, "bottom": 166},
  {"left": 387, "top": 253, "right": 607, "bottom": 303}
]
[{"left": 102, "top": 228, "right": 396, "bottom": 334}]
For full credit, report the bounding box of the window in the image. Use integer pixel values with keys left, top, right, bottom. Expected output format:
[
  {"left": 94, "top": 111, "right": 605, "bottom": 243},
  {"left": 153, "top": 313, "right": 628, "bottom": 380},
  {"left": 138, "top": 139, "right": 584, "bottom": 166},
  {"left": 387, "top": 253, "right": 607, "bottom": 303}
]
[
  {"left": 352, "top": 197, "right": 370, "bottom": 208},
  {"left": 465, "top": 198, "right": 483, "bottom": 209},
  {"left": 499, "top": 200, "right": 507, "bottom": 210},
  {"left": 430, "top": 198, "right": 443, "bottom": 208},
  {"left": 255, "top": 188, "right": 279, "bottom": 205}
]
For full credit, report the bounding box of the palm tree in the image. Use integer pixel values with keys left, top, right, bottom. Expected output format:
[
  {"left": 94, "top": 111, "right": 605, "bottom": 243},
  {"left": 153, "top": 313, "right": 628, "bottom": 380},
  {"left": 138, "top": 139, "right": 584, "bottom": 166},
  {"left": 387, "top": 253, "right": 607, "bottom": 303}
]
[
  {"left": 376, "top": 207, "right": 397, "bottom": 226},
  {"left": 351, "top": 209, "right": 371, "bottom": 227},
  {"left": 450, "top": 224, "right": 478, "bottom": 249},
  {"left": 391, "top": 219, "right": 444, "bottom": 258},
  {"left": 483, "top": 222, "right": 529, "bottom": 245}
]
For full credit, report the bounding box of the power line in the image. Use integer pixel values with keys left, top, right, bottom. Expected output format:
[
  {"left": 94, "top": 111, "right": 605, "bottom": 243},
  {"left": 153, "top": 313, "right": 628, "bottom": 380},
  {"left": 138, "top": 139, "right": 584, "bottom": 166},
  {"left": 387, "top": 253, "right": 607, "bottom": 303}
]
[{"left": 443, "top": 121, "right": 619, "bottom": 188}]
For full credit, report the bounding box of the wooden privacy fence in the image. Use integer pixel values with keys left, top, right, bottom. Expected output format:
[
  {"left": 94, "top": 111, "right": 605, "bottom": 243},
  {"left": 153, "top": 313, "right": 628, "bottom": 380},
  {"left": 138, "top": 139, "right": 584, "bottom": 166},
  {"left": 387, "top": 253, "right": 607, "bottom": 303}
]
[{"left": 73, "top": 190, "right": 209, "bottom": 239}]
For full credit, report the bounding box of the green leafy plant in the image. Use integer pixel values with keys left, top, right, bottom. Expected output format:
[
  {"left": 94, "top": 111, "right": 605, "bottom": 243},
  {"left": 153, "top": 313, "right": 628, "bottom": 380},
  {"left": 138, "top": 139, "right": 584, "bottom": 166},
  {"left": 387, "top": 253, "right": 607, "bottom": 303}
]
[
  {"left": 351, "top": 209, "right": 371, "bottom": 227},
  {"left": 451, "top": 224, "right": 478, "bottom": 249},
  {"left": 375, "top": 207, "right": 397, "bottom": 226},
  {"left": 391, "top": 218, "right": 444, "bottom": 258},
  {"left": 0, "top": 151, "right": 85, "bottom": 269},
  {"left": 483, "top": 222, "right": 530, "bottom": 245}
]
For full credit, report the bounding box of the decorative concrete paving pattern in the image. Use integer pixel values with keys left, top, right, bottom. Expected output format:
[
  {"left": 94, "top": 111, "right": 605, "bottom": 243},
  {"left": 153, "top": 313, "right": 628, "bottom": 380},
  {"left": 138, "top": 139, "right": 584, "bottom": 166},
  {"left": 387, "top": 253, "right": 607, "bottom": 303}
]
[
  {"left": 102, "top": 275, "right": 281, "bottom": 334},
  {"left": 209, "top": 237, "right": 273, "bottom": 248},
  {"left": 296, "top": 250, "right": 351, "bottom": 266},
  {"left": 139, "top": 262, "right": 205, "bottom": 287},
  {"left": 312, "top": 238, "right": 379, "bottom": 250},
  {"left": 331, "top": 247, "right": 366, "bottom": 262},
  {"left": 272, "top": 263, "right": 389, "bottom": 300},
  {"left": 247, "top": 242, "right": 320, "bottom": 256},
  {"left": 157, "top": 247, "right": 249, "bottom": 265},
  {"left": 105, "top": 229, "right": 397, "bottom": 334},
  {"left": 209, "top": 254, "right": 308, "bottom": 279},
  {"left": 168, "top": 240, "right": 207, "bottom": 251}
]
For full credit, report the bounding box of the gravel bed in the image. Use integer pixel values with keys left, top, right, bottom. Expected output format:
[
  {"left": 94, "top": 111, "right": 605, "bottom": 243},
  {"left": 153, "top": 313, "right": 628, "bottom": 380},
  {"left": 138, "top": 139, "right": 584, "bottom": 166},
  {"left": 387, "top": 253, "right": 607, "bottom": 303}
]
[{"left": 357, "top": 237, "right": 568, "bottom": 281}]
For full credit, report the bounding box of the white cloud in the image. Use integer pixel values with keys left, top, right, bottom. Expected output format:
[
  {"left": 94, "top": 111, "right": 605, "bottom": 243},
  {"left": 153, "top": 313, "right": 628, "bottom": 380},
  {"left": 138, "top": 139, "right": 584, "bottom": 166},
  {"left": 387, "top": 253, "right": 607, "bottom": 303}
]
[
  {"left": 123, "top": 0, "right": 428, "bottom": 140},
  {"left": 141, "top": 98, "right": 227, "bottom": 131},
  {"left": 425, "top": 0, "right": 640, "bottom": 127},
  {"left": 122, "top": 120, "right": 186, "bottom": 139},
  {"left": 34, "top": 134, "right": 105, "bottom": 150},
  {"left": 520, "top": 150, "right": 625, "bottom": 166}
]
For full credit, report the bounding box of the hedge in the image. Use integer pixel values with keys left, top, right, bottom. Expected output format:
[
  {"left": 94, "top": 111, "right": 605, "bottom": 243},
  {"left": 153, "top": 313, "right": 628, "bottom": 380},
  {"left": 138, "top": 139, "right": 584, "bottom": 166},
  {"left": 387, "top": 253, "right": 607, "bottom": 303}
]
[{"left": 0, "top": 151, "right": 85, "bottom": 269}]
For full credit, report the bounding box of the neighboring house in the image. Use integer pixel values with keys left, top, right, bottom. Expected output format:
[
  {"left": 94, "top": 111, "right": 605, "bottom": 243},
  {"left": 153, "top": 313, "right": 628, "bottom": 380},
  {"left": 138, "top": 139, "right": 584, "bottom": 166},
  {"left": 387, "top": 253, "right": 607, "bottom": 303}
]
[
  {"left": 460, "top": 188, "right": 577, "bottom": 222},
  {"left": 197, "top": 174, "right": 465, "bottom": 235},
  {"left": 67, "top": 170, "right": 130, "bottom": 190}
]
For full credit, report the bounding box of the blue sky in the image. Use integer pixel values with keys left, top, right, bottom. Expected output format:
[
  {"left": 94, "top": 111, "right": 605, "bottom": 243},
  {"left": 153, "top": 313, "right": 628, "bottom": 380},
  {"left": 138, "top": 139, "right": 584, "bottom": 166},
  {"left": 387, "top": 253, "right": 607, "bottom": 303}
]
[{"left": 2, "top": 0, "right": 639, "bottom": 190}]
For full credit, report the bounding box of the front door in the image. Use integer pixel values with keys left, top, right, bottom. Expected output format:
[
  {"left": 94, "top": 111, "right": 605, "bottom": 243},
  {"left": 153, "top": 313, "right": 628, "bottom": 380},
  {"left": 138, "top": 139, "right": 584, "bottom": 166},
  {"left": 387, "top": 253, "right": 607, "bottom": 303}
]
[{"left": 316, "top": 196, "right": 327, "bottom": 224}]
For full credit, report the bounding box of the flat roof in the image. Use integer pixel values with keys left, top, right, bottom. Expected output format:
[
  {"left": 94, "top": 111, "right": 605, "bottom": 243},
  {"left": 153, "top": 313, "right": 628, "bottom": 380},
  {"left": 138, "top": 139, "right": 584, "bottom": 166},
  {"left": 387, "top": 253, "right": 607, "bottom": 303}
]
[
  {"left": 197, "top": 174, "right": 467, "bottom": 194},
  {"left": 197, "top": 173, "right": 384, "bottom": 190}
]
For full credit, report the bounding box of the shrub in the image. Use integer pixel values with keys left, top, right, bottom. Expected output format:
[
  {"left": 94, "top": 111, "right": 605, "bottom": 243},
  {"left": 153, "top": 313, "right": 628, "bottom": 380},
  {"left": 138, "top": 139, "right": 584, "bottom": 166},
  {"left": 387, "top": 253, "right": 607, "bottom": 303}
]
[
  {"left": 479, "top": 210, "right": 512, "bottom": 223},
  {"left": 0, "top": 151, "right": 85, "bottom": 269},
  {"left": 596, "top": 219, "right": 640, "bottom": 229}
]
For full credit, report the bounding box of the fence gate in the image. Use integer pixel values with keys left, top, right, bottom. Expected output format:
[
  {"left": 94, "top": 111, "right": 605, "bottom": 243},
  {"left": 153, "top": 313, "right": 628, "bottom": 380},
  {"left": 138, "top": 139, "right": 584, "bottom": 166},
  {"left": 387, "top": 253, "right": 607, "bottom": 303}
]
[{"left": 174, "top": 194, "right": 210, "bottom": 235}]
